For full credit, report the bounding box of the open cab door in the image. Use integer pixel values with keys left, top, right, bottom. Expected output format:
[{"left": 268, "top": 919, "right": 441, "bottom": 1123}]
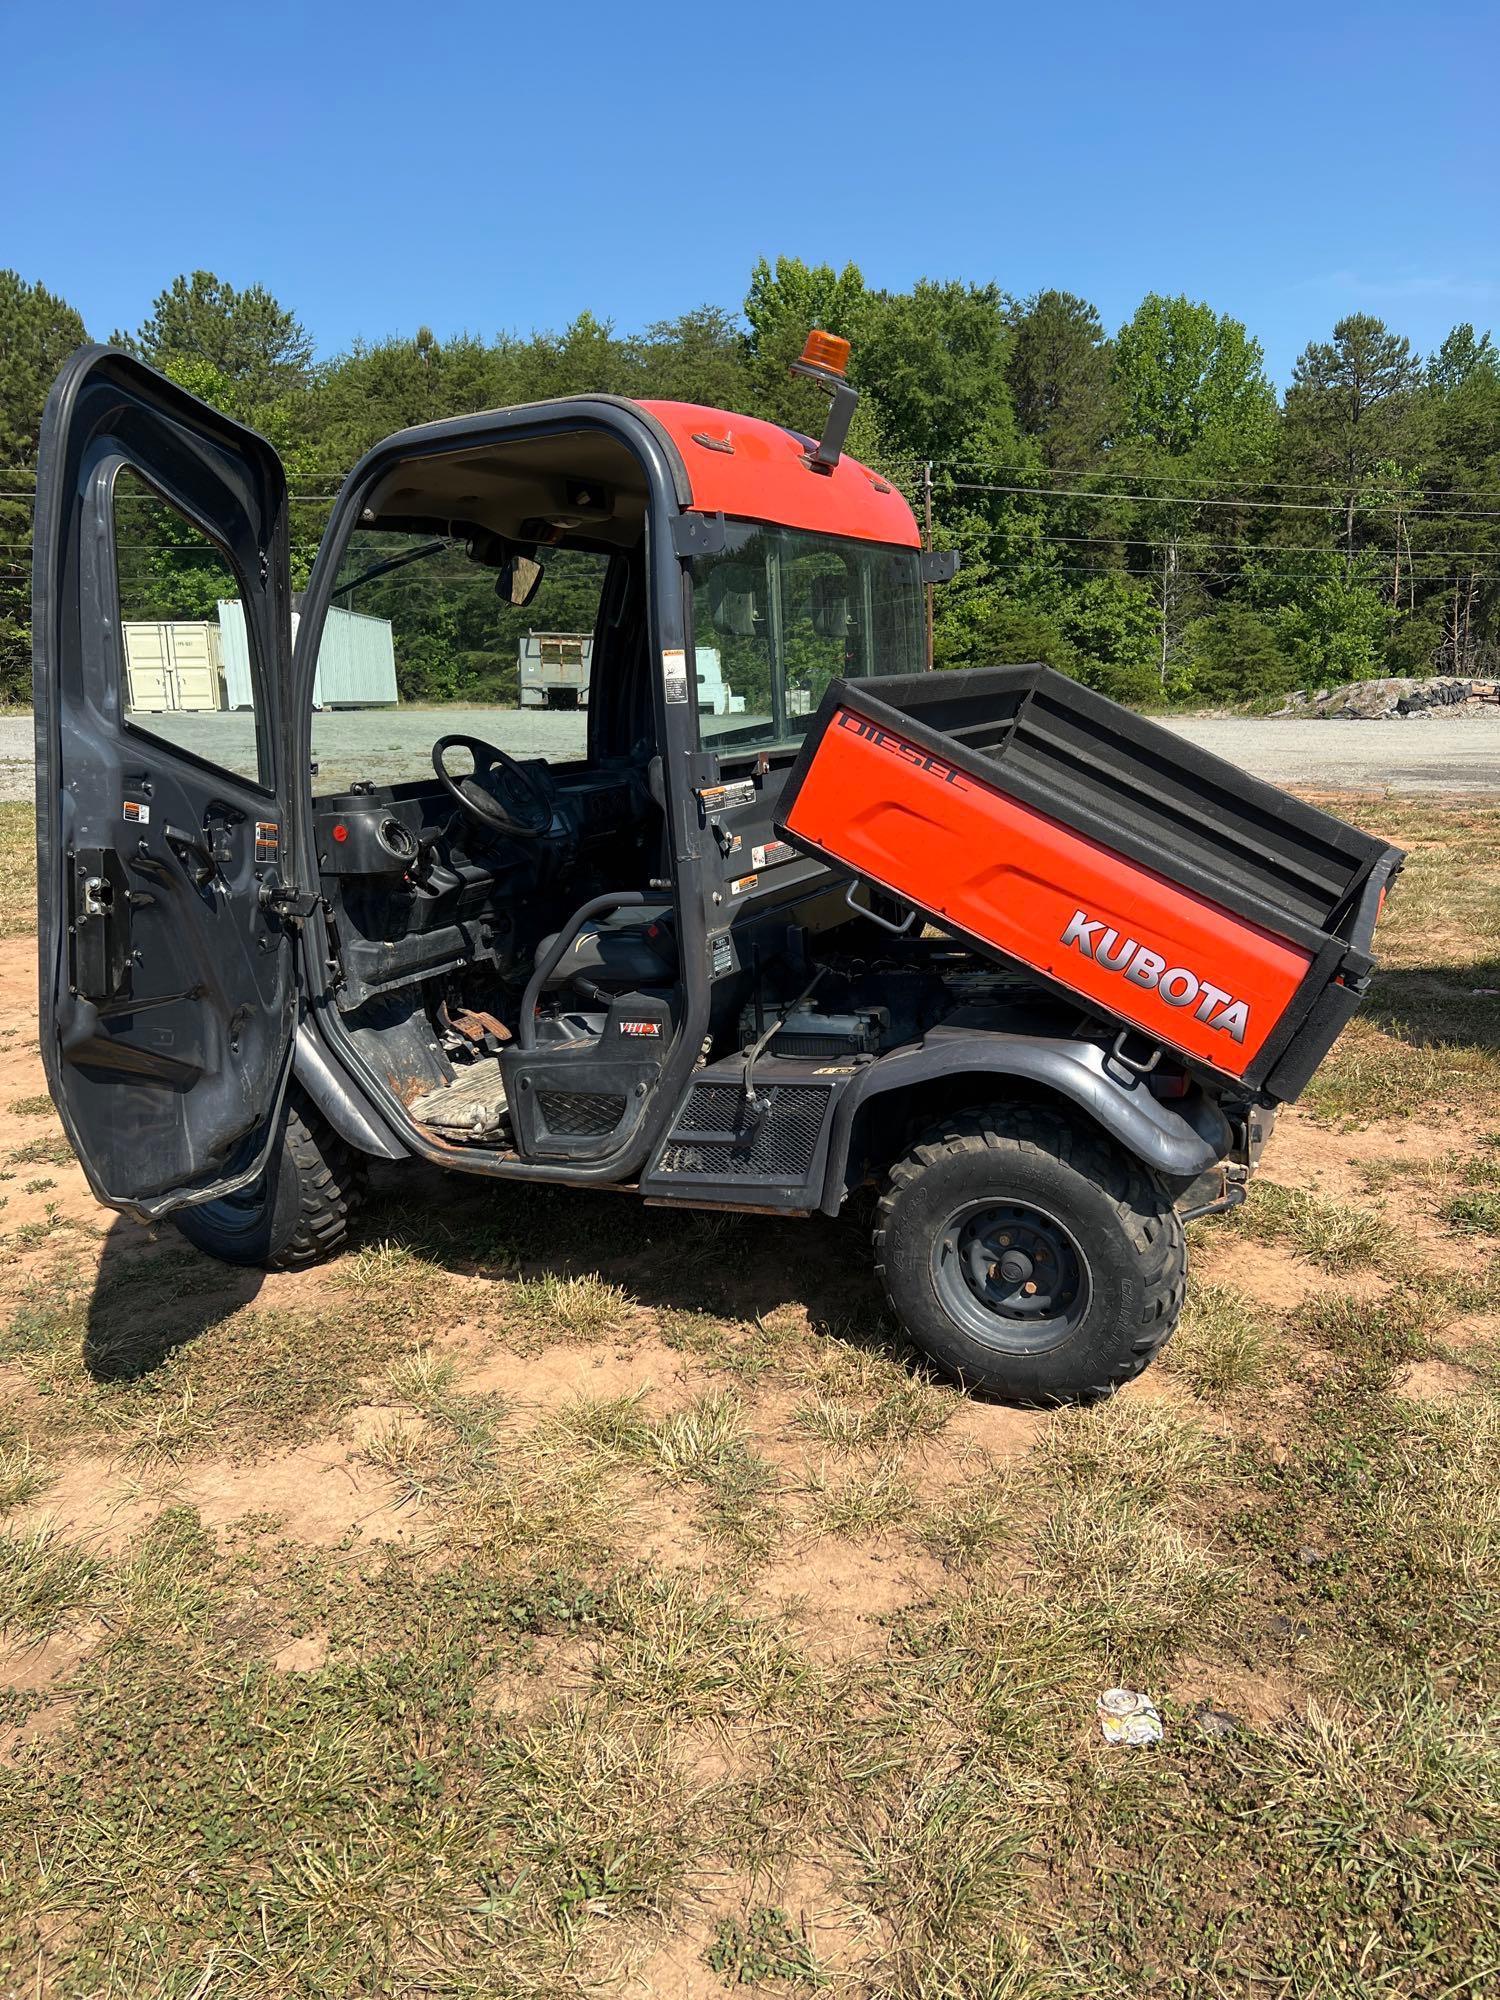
[{"left": 33, "top": 348, "right": 301, "bottom": 1219}]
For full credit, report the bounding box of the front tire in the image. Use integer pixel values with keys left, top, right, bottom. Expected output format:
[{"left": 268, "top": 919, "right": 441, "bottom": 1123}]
[
  {"left": 873, "top": 1106, "right": 1184, "bottom": 1404},
  {"left": 174, "top": 1096, "right": 363, "bottom": 1271}
]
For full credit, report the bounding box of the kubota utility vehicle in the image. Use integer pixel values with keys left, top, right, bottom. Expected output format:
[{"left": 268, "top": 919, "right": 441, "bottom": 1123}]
[{"left": 33, "top": 334, "right": 1402, "bottom": 1402}]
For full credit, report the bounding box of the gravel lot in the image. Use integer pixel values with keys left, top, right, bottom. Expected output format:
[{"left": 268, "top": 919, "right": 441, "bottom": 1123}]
[{"left": 6, "top": 705, "right": 1499, "bottom": 801}]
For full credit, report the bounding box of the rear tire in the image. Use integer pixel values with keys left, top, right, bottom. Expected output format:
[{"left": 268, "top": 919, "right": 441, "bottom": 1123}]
[
  {"left": 174, "top": 1096, "right": 363, "bottom": 1272},
  {"left": 873, "top": 1105, "right": 1184, "bottom": 1404}
]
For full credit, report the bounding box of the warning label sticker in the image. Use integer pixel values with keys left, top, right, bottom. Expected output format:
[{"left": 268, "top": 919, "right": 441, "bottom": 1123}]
[
  {"left": 123, "top": 800, "right": 150, "bottom": 825},
  {"left": 751, "top": 840, "right": 796, "bottom": 871},
  {"left": 661, "top": 648, "right": 690, "bottom": 705}
]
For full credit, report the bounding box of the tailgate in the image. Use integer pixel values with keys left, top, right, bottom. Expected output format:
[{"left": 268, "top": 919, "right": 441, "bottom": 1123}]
[{"left": 775, "top": 665, "right": 1403, "bottom": 1101}]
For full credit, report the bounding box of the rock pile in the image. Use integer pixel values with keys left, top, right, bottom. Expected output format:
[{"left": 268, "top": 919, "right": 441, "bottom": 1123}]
[{"left": 1277, "top": 676, "right": 1499, "bottom": 720}]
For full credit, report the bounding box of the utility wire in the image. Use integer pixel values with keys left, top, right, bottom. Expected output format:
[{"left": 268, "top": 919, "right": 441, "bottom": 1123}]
[{"left": 941, "top": 479, "right": 1500, "bottom": 520}]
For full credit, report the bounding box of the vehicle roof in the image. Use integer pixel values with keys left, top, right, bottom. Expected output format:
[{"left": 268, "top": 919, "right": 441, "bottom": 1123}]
[{"left": 636, "top": 400, "right": 921, "bottom": 550}]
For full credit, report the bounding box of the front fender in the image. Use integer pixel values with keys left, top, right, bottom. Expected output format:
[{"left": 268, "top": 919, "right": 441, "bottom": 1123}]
[
  {"left": 294, "top": 1019, "right": 407, "bottom": 1161},
  {"left": 818, "top": 1029, "right": 1231, "bottom": 1215}
]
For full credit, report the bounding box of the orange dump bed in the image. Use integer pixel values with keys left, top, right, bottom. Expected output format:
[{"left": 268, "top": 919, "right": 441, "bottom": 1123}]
[{"left": 776, "top": 668, "right": 1403, "bottom": 1101}]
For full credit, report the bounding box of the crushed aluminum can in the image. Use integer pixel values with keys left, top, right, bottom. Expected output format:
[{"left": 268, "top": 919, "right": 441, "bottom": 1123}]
[{"left": 1098, "top": 1687, "right": 1163, "bottom": 1747}]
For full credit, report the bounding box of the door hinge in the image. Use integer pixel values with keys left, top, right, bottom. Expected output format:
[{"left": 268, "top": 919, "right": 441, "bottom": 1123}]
[
  {"left": 259, "top": 877, "right": 323, "bottom": 926},
  {"left": 671, "top": 511, "right": 728, "bottom": 558}
]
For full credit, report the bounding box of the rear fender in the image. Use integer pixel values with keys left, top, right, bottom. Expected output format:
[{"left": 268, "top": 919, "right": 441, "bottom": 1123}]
[{"left": 818, "top": 1032, "right": 1231, "bottom": 1215}]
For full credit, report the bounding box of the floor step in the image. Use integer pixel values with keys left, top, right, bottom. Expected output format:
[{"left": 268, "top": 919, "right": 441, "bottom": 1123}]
[{"left": 409, "top": 1058, "right": 509, "bottom": 1140}]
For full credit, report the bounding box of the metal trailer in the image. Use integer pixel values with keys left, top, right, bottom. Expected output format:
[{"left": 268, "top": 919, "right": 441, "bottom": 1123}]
[
  {"left": 218, "top": 600, "right": 397, "bottom": 710},
  {"left": 518, "top": 631, "right": 593, "bottom": 708},
  {"left": 693, "top": 647, "right": 746, "bottom": 717}
]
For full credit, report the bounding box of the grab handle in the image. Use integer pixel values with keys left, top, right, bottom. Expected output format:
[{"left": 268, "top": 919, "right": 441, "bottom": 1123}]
[{"left": 516, "top": 892, "right": 647, "bottom": 1050}]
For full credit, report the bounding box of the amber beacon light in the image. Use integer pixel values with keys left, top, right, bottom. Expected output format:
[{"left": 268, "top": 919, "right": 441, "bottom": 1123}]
[
  {"left": 790, "top": 329, "right": 858, "bottom": 468},
  {"left": 797, "top": 329, "right": 851, "bottom": 378}
]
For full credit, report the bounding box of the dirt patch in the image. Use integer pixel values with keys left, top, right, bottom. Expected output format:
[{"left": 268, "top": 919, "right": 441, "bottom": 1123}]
[
  {"left": 1395, "top": 1357, "right": 1484, "bottom": 1403},
  {"left": 450, "top": 1331, "right": 698, "bottom": 1410},
  {"left": 0, "top": 1627, "right": 97, "bottom": 1695},
  {"left": 270, "top": 1630, "right": 330, "bottom": 1673},
  {"left": 1193, "top": 1237, "right": 1367, "bottom": 1311},
  {"left": 475, "top": 1631, "right": 599, "bottom": 1720},
  {"left": 1260, "top": 1109, "right": 1481, "bottom": 1204},
  {"left": 751, "top": 1536, "right": 945, "bottom": 1659},
  {"left": 181, "top": 1440, "right": 414, "bottom": 1546},
  {"left": 1167, "top": 1652, "right": 1304, "bottom": 1730},
  {"left": 9, "top": 1454, "right": 165, "bottom": 1550}
]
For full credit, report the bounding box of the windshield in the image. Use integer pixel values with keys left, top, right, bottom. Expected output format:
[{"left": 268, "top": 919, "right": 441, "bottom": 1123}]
[
  {"left": 690, "top": 521, "right": 924, "bottom": 754},
  {"left": 307, "top": 535, "right": 610, "bottom": 790}
]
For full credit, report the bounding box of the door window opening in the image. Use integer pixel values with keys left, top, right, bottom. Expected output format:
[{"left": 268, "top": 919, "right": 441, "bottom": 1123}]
[{"left": 112, "top": 465, "right": 270, "bottom": 789}]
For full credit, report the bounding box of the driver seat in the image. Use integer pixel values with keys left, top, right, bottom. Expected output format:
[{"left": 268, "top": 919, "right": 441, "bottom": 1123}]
[{"left": 535, "top": 904, "right": 676, "bottom": 993}]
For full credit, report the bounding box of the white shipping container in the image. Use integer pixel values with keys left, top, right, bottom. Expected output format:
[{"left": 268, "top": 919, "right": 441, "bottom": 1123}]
[
  {"left": 122, "top": 620, "right": 225, "bottom": 713},
  {"left": 218, "top": 600, "right": 398, "bottom": 709}
]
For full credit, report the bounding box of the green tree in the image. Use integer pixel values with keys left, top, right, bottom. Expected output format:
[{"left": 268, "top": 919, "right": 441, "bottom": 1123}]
[
  {"left": 119, "top": 270, "right": 314, "bottom": 412},
  {"left": 1428, "top": 323, "right": 1498, "bottom": 395},
  {"left": 0, "top": 272, "right": 89, "bottom": 702},
  {"left": 1418, "top": 328, "right": 1500, "bottom": 672},
  {"left": 856, "top": 280, "right": 1016, "bottom": 467},
  {"left": 1057, "top": 574, "right": 1161, "bottom": 704},
  {"left": 935, "top": 593, "right": 1079, "bottom": 676},
  {"left": 1284, "top": 314, "right": 1422, "bottom": 560},
  {"left": 1109, "top": 294, "right": 1277, "bottom": 688},
  {"left": 740, "top": 257, "right": 868, "bottom": 437},
  {"left": 1180, "top": 603, "right": 1296, "bottom": 703},
  {"left": 1112, "top": 294, "right": 1277, "bottom": 464},
  {"left": 635, "top": 305, "right": 750, "bottom": 409},
  {"left": 1006, "top": 290, "right": 1112, "bottom": 470},
  {"left": 743, "top": 257, "right": 867, "bottom": 356}
]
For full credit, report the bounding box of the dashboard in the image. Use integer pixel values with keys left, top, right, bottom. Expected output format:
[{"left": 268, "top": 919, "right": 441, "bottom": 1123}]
[{"left": 313, "top": 761, "right": 659, "bottom": 1015}]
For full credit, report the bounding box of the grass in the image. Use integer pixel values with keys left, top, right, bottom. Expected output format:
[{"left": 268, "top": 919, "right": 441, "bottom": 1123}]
[
  {"left": 0, "top": 1521, "right": 101, "bottom": 1638},
  {"left": 705, "top": 1905, "right": 826, "bottom": 1988},
  {"left": 0, "top": 800, "right": 36, "bottom": 940},
  {"left": 5, "top": 1133, "right": 73, "bottom": 1169},
  {"left": 1165, "top": 1281, "right": 1270, "bottom": 1397},
  {"left": 0, "top": 1437, "right": 45, "bottom": 1513},
  {"left": 1230, "top": 1178, "right": 1390, "bottom": 1271},
  {"left": 0, "top": 794, "right": 1498, "bottom": 1995}
]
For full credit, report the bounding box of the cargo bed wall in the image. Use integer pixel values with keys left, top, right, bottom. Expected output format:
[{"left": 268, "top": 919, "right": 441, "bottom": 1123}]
[{"left": 775, "top": 666, "right": 1403, "bottom": 1100}]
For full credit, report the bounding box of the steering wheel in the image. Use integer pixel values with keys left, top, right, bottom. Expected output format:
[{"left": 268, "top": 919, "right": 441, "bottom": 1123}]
[{"left": 432, "top": 733, "right": 554, "bottom": 839}]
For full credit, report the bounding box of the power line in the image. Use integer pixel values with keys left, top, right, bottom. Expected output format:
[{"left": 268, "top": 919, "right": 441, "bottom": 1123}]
[
  {"left": 942, "top": 478, "right": 1500, "bottom": 521},
  {"left": 879, "top": 455, "right": 1500, "bottom": 503},
  {"left": 948, "top": 550, "right": 1500, "bottom": 585},
  {"left": 3, "top": 453, "right": 1498, "bottom": 504},
  {"left": 939, "top": 527, "right": 1499, "bottom": 561}
]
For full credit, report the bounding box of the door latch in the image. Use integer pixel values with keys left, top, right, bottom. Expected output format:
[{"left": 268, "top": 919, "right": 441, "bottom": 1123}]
[{"left": 258, "top": 876, "right": 323, "bottom": 926}]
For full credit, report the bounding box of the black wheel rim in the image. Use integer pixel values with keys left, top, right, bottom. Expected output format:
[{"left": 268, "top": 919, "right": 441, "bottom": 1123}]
[{"left": 932, "top": 1198, "right": 1091, "bottom": 1352}]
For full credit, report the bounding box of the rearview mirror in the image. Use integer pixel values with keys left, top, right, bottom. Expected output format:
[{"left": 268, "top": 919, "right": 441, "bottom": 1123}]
[{"left": 496, "top": 551, "right": 544, "bottom": 609}]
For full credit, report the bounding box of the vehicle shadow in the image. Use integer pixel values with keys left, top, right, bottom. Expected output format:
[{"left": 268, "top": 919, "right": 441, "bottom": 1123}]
[
  {"left": 353, "top": 1160, "right": 903, "bottom": 1361},
  {"left": 78, "top": 1163, "right": 901, "bottom": 1388},
  {"left": 1358, "top": 961, "right": 1500, "bottom": 1051},
  {"left": 83, "top": 1217, "right": 266, "bottom": 1384}
]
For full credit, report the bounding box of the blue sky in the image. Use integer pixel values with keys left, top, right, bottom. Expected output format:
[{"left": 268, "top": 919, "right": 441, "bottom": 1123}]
[{"left": 7, "top": 0, "right": 1496, "bottom": 385}]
